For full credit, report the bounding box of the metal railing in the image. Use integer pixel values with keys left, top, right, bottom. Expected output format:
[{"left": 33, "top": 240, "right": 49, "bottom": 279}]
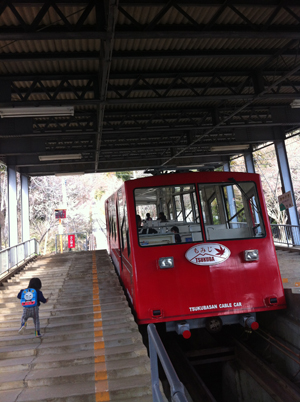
[
  {"left": 147, "top": 324, "right": 188, "bottom": 402},
  {"left": 271, "top": 224, "right": 300, "bottom": 247},
  {"left": 0, "top": 239, "right": 39, "bottom": 276}
]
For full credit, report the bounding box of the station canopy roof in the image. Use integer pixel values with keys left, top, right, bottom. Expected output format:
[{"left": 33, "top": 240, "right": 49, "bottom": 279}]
[{"left": 0, "top": 1, "right": 300, "bottom": 176}]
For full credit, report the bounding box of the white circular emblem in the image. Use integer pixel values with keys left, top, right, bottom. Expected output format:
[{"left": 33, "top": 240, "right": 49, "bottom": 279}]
[
  {"left": 185, "top": 243, "right": 231, "bottom": 266},
  {"left": 24, "top": 291, "right": 33, "bottom": 301}
]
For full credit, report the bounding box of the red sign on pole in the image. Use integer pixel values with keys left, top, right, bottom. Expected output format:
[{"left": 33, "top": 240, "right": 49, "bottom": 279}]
[{"left": 68, "top": 234, "right": 75, "bottom": 249}]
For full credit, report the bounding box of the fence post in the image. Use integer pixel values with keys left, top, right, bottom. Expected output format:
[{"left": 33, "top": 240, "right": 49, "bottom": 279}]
[{"left": 284, "top": 226, "right": 289, "bottom": 247}]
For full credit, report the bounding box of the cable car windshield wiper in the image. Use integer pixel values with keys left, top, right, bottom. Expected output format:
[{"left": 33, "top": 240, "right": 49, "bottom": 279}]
[{"left": 228, "top": 177, "right": 262, "bottom": 216}]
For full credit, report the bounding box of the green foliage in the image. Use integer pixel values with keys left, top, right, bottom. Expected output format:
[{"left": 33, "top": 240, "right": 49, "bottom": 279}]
[
  {"left": 116, "top": 171, "right": 132, "bottom": 181},
  {"left": 95, "top": 189, "right": 105, "bottom": 200}
]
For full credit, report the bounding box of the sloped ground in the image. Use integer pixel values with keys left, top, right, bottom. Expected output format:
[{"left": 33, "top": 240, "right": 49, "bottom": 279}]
[
  {"left": 276, "top": 248, "right": 300, "bottom": 289},
  {"left": 0, "top": 250, "right": 153, "bottom": 402}
]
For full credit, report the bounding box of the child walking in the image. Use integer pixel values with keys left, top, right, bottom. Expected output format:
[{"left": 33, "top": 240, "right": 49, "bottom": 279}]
[{"left": 17, "top": 277, "right": 48, "bottom": 337}]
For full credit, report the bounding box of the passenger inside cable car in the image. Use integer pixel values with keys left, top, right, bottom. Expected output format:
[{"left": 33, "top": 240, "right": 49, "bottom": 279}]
[
  {"left": 136, "top": 214, "right": 157, "bottom": 235},
  {"left": 171, "top": 226, "right": 181, "bottom": 243}
]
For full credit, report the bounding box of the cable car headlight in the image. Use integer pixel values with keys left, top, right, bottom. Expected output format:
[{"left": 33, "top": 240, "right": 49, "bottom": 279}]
[
  {"left": 244, "top": 249, "right": 259, "bottom": 262},
  {"left": 158, "top": 257, "right": 174, "bottom": 269}
]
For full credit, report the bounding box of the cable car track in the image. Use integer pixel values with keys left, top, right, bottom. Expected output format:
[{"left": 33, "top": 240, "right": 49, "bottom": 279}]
[{"left": 160, "top": 328, "right": 300, "bottom": 402}]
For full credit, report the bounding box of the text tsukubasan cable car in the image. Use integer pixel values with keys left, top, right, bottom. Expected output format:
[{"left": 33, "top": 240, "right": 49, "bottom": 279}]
[{"left": 105, "top": 171, "right": 286, "bottom": 338}]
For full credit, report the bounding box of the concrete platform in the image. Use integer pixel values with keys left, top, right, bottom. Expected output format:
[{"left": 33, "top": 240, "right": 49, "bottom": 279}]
[
  {"left": 0, "top": 250, "right": 153, "bottom": 402},
  {"left": 276, "top": 246, "right": 300, "bottom": 291}
]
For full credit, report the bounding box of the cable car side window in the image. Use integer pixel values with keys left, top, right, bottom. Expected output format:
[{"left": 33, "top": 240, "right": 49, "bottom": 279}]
[
  {"left": 134, "top": 184, "right": 202, "bottom": 247},
  {"left": 199, "top": 181, "right": 266, "bottom": 241}
]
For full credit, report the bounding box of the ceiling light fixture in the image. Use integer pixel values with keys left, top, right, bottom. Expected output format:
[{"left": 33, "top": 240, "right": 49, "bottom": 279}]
[
  {"left": 55, "top": 172, "right": 85, "bottom": 177},
  {"left": 39, "top": 154, "right": 82, "bottom": 161},
  {"left": 290, "top": 100, "right": 300, "bottom": 108},
  {"left": 210, "top": 144, "right": 250, "bottom": 152},
  {"left": 179, "top": 164, "right": 204, "bottom": 168},
  {"left": 0, "top": 106, "right": 74, "bottom": 118}
]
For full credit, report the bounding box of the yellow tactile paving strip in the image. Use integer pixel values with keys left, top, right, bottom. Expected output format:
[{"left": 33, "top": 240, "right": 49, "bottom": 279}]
[{"left": 92, "top": 251, "right": 110, "bottom": 402}]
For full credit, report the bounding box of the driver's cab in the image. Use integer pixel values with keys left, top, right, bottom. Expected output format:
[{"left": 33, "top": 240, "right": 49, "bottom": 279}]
[
  {"left": 199, "top": 180, "right": 265, "bottom": 241},
  {"left": 134, "top": 179, "right": 265, "bottom": 246}
]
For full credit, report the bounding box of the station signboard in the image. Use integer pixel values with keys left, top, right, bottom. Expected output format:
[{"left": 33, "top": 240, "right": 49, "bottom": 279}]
[
  {"left": 55, "top": 209, "right": 67, "bottom": 219},
  {"left": 278, "top": 191, "right": 294, "bottom": 211}
]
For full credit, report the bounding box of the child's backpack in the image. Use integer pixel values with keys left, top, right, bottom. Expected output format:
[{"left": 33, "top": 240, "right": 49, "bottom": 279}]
[{"left": 20, "top": 288, "right": 38, "bottom": 308}]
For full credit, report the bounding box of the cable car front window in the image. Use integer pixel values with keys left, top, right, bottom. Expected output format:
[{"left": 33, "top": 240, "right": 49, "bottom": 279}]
[
  {"left": 199, "top": 181, "right": 265, "bottom": 241},
  {"left": 134, "top": 184, "right": 202, "bottom": 247}
]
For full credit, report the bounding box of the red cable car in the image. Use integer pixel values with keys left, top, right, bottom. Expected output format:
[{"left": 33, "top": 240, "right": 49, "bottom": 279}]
[{"left": 105, "top": 171, "right": 286, "bottom": 336}]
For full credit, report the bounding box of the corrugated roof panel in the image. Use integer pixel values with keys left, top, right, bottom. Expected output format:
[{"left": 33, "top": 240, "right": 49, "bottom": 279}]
[
  {"left": 118, "top": 5, "right": 300, "bottom": 26},
  {"left": 0, "top": 5, "right": 96, "bottom": 27},
  {"left": 272, "top": 7, "right": 300, "bottom": 25},
  {"left": 0, "top": 39, "right": 100, "bottom": 53},
  {"left": 105, "top": 100, "right": 237, "bottom": 110},
  {"left": 118, "top": 6, "right": 163, "bottom": 25},
  {"left": 15, "top": 79, "right": 93, "bottom": 88},
  {"left": 0, "top": 60, "right": 98, "bottom": 75},
  {"left": 109, "top": 75, "right": 250, "bottom": 87},
  {"left": 11, "top": 91, "right": 95, "bottom": 102},
  {"left": 111, "top": 55, "right": 274, "bottom": 74},
  {"left": 253, "top": 98, "right": 295, "bottom": 106},
  {"left": 107, "top": 86, "right": 249, "bottom": 101},
  {"left": 113, "top": 36, "right": 292, "bottom": 53},
  {"left": 105, "top": 97, "right": 295, "bottom": 112}
]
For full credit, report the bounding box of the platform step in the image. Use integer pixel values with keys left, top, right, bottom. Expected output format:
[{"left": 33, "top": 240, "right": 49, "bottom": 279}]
[{"left": 0, "top": 251, "right": 154, "bottom": 401}]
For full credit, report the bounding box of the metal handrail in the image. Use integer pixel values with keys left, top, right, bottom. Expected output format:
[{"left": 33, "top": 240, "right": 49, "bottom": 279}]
[
  {"left": 271, "top": 224, "right": 300, "bottom": 247},
  {"left": 147, "top": 324, "right": 188, "bottom": 402},
  {"left": 0, "top": 238, "right": 39, "bottom": 276}
]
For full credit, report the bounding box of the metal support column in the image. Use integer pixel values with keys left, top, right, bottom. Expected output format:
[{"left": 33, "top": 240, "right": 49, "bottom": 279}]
[
  {"left": 275, "top": 140, "right": 300, "bottom": 231},
  {"left": 223, "top": 162, "right": 230, "bottom": 172},
  {"left": 21, "top": 175, "right": 30, "bottom": 258},
  {"left": 8, "top": 166, "right": 18, "bottom": 248},
  {"left": 21, "top": 175, "right": 30, "bottom": 242},
  {"left": 223, "top": 162, "right": 238, "bottom": 226},
  {"left": 243, "top": 152, "right": 262, "bottom": 232},
  {"left": 8, "top": 166, "right": 18, "bottom": 266},
  {"left": 244, "top": 152, "right": 255, "bottom": 173}
]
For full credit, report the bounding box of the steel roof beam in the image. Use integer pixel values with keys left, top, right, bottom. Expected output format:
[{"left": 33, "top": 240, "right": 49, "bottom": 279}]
[
  {"left": 1, "top": 49, "right": 298, "bottom": 62},
  {"left": 1, "top": 126, "right": 284, "bottom": 155},
  {"left": 1, "top": 29, "right": 300, "bottom": 41},
  {"left": 112, "top": 49, "right": 299, "bottom": 60},
  {"left": 2, "top": 70, "right": 300, "bottom": 81},
  {"left": 10, "top": 1, "right": 300, "bottom": 6},
  {"left": 0, "top": 52, "right": 99, "bottom": 62},
  {"left": 9, "top": 82, "right": 300, "bottom": 99},
  {"left": 102, "top": 122, "right": 298, "bottom": 134},
  {"left": 109, "top": 70, "right": 300, "bottom": 79},
  {"left": 118, "top": 1, "right": 300, "bottom": 5},
  {"left": 13, "top": 153, "right": 231, "bottom": 171},
  {"left": 2, "top": 1, "right": 299, "bottom": 41},
  {"left": 0, "top": 94, "right": 299, "bottom": 108},
  {"left": 104, "top": 106, "right": 273, "bottom": 116}
]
